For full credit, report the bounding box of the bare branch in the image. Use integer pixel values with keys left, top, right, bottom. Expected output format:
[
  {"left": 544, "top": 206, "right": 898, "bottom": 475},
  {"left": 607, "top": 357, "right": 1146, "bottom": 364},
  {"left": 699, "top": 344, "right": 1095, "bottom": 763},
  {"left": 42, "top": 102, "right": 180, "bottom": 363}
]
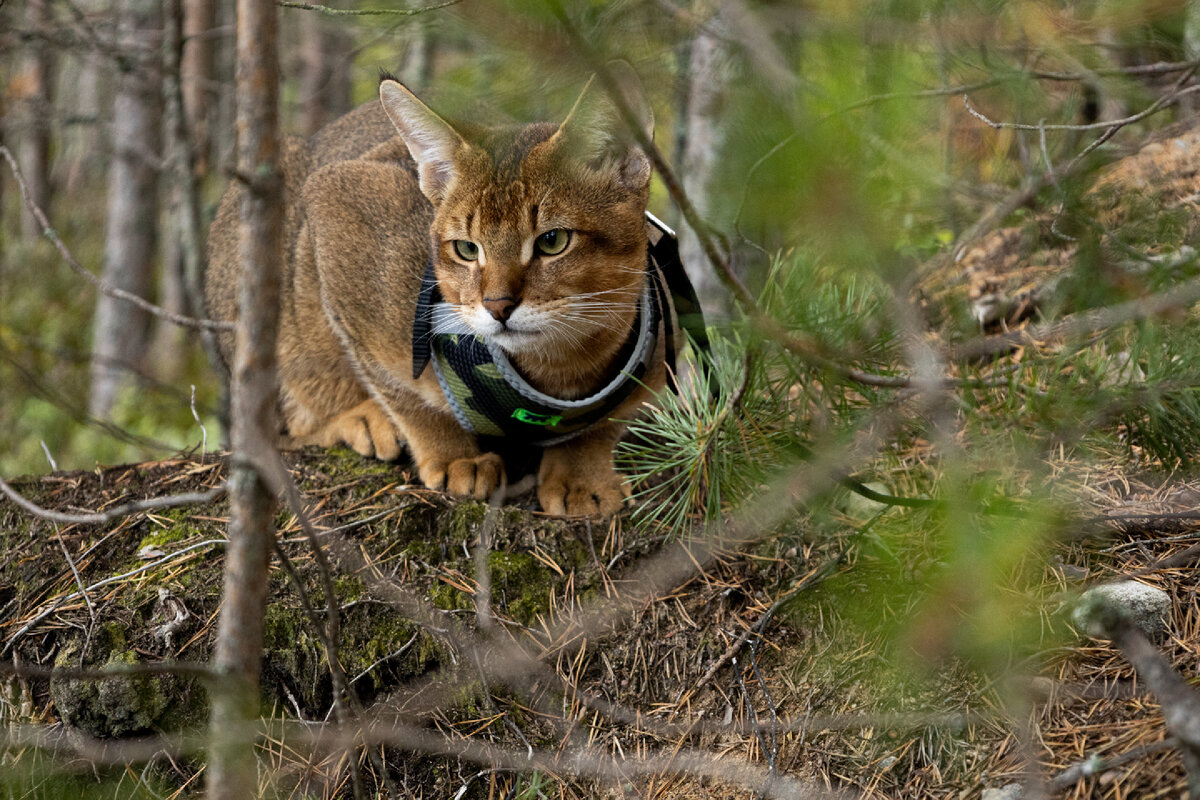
[
  {"left": 0, "top": 660, "right": 214, "bottom": 682},
  {"left": 0, "top": 144, "right": 232, "bottom": 331},
  {"left": 277, "top": 0, "right": 463, "bottom": 16},
  {"left": 1079, "top": 599, "right": 1200, "bottom": 792},
  {"left": 0, "top": 474, "right": 226, "bottom": 526},
  {"left": 2, "top": 537, "right": 227, "bottom": 654},
  {"left": 949, "top": 272, "right": 1200, "bottom": 361},
  {"left": 962, "top": 79, "right": 1200, "bottom": 133},
  {"left": 1046, "top": 738, "right": 1179, "bottom": 792}
]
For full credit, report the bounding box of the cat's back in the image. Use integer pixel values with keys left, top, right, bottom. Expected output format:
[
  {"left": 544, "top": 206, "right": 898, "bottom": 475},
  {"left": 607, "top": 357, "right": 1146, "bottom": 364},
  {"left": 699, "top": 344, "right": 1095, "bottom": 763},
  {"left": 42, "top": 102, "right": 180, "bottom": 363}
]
[
  {"left": 204, "top": 98, "right": 419, "bottom": 361},
  {"left": 307, "top": 100, "right": 402, "bottom": 170}
]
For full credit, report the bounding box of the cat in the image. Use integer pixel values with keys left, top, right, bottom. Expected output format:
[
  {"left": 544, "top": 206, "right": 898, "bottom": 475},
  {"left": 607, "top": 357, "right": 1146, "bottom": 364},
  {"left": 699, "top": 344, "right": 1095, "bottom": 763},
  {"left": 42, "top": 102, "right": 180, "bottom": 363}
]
[{"left": 205, "top": 64, "right": 674, "bottom": 517}]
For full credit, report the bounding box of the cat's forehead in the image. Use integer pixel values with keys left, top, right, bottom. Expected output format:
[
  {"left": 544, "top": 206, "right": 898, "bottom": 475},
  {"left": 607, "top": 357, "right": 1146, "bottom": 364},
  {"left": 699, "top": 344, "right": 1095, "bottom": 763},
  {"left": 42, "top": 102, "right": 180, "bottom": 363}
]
[
  {"left": 442, "top": 124, "right": 564, "bottom": 219},
  {"left": 464, "top": 122, "right": 559, "bottom": 181}
]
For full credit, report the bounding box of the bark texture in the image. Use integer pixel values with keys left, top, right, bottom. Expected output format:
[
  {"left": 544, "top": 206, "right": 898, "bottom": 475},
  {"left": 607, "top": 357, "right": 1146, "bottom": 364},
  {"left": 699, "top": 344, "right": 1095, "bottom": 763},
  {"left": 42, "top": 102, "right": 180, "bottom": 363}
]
[
  {"left": 88, "top": 0, "right": 163, "bottom": 419},
  {"left": 677, "top": 3, "right": 728, "bottom": 320},
  {"left": 206, "top": 0, "right": 282, "bottom": 796},
  {"left": 182, "top": 0, "right": 217, "bottom": 177},
  {"left": 298, "top": 10, "right": 354, "bottom": 137},
  {"left": 13, "top": 0, "right": 55, "bottom": 243}
]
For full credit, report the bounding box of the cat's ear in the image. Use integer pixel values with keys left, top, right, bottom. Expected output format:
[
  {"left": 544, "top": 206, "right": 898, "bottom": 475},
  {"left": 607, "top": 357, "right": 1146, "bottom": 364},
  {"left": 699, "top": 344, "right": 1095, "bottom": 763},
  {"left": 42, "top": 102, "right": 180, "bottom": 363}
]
[
  {"left": 554, "top": 61, "right": 654, "bottom": 192},
  {"left": 379, "top": 78, "right": 465, "bottom": 204}
]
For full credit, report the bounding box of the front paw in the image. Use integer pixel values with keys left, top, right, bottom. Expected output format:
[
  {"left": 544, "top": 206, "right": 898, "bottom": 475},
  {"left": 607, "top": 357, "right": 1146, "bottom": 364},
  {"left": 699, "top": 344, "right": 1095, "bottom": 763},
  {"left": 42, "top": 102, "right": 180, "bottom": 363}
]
[
  {"left": 538, "top": 464, "right": 629, "bottom": 517},
  {"left": 419, "top": 453, "right": 505, "bottom": 500},
  {"left": 295, "top": 399, "right": 403, "bottom": 461}
]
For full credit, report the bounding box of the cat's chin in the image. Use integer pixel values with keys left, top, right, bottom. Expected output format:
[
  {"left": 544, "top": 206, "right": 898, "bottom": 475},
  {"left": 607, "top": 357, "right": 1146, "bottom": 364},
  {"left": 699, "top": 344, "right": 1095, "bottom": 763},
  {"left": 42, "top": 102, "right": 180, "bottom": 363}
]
[{"left": 485, "top": 328, "right": 542, "bottom": 354}]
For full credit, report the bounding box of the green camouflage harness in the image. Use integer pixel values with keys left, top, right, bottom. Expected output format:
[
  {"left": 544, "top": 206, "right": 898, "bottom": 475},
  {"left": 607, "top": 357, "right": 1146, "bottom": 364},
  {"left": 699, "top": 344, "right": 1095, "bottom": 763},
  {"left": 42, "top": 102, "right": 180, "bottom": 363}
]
[{"left": 411, "top": 213, "right": 706, "bottom": 446}]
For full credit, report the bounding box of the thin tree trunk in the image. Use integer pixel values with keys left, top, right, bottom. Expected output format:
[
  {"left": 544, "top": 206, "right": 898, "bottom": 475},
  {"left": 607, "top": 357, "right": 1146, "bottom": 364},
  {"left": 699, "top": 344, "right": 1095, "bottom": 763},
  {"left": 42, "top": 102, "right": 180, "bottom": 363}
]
[
  {"left": 14, "top": 0, "right": 55, "bottom": 242},
  {"left": 58, "top": 0, "right": 107, "bottom": 196},
  {"left": 401, "top": 8, "right": 437, "bottom": 91},
  {"left": 88, "top": 0, "right": 163, "bottom": 419},
  {"left": 677, "top": 4, "right": 729, "bottom": 321},
  {"left": 153, "top": 0, "right": 208, "bottom": 377},
  {"left": 182, "top": 0, "right": 216, "bottom": 177},
  {"left": 298, "top": 9, "right": 353, "bottom": 137},
  {"left": 206, "top": 0, "right": 281, "bottom": 795}
]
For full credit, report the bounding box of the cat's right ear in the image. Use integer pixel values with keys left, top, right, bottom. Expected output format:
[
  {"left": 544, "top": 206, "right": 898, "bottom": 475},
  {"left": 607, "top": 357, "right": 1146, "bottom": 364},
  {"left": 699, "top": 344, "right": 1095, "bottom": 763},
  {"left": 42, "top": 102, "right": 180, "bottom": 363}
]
[
  {"left": 553, "top": 61, "right": 654, "bottom": 193},
  {"left": 379, "top": 78, "right": 464, "bottom": 204}
]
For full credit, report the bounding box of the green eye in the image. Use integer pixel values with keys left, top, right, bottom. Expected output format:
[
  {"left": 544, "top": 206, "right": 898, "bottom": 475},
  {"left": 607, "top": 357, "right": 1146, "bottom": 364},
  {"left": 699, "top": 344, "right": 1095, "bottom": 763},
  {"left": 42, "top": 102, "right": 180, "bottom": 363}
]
[
  {"left": 535, "top": 229, "right": 571, "bottom": 256},
  {"left": 453, "top": 240, "right": 480, "bottom": 261}
]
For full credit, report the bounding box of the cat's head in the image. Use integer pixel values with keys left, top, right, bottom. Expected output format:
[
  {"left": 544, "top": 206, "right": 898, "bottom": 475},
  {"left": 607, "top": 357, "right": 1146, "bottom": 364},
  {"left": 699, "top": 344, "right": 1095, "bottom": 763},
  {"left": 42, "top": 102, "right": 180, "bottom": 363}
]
[{"left": 379, "top": 66, "right": 654, "bottom": 362}]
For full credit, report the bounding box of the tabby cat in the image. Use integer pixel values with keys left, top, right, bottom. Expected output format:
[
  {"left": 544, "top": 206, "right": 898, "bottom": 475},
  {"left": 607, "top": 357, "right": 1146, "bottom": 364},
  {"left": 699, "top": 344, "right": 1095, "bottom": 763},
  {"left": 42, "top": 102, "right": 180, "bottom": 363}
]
[{"left": 205, "top": 65, "right": 671, "bottom": 517}]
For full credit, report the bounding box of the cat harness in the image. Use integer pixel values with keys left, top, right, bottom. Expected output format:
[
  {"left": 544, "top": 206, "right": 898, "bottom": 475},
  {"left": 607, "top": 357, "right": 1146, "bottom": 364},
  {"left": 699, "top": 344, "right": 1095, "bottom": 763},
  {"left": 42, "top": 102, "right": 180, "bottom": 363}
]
[{"left": 410, "top": 212, "right": 706, "bottom": 446}]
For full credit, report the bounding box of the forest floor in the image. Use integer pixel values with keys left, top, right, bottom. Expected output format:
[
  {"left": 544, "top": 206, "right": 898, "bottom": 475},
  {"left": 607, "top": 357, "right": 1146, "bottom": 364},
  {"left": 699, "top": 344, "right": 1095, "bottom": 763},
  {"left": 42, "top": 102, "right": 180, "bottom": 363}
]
[
  {"left": 3, "top": 119, "right": 1200, "bottom": 800},
  {"left": 0, "top": 444, "right": 1197, "bottom": 799}
]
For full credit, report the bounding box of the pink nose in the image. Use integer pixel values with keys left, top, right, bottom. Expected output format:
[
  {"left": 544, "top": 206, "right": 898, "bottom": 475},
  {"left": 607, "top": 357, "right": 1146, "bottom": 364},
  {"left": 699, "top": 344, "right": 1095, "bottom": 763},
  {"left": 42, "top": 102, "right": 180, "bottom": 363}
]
[{"left": 482, "top": 297, "right": 517, "bottom": 322}]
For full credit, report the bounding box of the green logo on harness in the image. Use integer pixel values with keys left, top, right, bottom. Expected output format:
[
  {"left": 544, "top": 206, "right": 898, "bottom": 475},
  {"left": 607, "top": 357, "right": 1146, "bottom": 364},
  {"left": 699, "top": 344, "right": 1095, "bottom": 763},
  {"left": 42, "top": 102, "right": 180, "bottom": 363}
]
[{"left": 512, "top": 408, "right": 562, "bottom": 427}]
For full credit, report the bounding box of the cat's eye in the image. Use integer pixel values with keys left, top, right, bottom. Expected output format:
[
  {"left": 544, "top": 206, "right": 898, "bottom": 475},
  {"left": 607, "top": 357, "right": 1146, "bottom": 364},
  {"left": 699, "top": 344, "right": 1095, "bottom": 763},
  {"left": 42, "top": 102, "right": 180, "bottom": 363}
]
[
  {"left": 535, "top": 229, "right": 572, "bottom": 256},
  {"left": 452, "top": 240, "right": 480, "bottom": 261}
]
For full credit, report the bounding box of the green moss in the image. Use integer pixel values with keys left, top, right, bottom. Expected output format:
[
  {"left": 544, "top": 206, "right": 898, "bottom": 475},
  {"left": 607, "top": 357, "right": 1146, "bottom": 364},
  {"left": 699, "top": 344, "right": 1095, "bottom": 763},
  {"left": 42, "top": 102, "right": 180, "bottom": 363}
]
[
  {"left": 446, "top": 500, "right": 489, "bottom": 539},
  {"left": 429, "top": 576, "right": 471, "bottom": 612},
  {"left": 50, "top": 642, "right": 177, "bottom": 739},
  {"left": 486, "top": 550, "right": 550, "bottom": 626},
  {"left": 317, "top": 445, "right": 395, "bottom": 479},
  {"left": 135, "top": 522, "right": 195, "bottom": 552}
]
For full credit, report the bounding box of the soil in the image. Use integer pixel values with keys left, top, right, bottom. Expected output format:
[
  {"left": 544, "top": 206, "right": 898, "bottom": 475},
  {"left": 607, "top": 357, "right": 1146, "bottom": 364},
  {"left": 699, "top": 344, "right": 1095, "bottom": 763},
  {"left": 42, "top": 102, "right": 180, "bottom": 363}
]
[{"left": 0, "top": 444, "right": 1197, "bottom": 799}]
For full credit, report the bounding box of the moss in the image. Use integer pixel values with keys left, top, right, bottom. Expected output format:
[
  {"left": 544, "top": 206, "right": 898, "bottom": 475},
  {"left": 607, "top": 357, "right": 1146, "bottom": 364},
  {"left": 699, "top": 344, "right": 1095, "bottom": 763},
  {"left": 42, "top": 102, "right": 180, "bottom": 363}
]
[
  {"left": 317, "top": 445, "right": 395, "bottom": 479},
  {"left": 446, "top": 500, "right": 489, "bottom": 539},
  {"left": 50, "top": 643, "right": 176, "bottom": 739},
  {"left": 430, "top": 576, "right": 471, "bottom": 612},
  {"left": 486, "top": 550, "right": 551, "bottom": 626},
  {"left": 501, "top": 506, "right": 527, "bottom": 528},
  {"left": 136, "top": 524, "right": 194, "bottom": 552}
]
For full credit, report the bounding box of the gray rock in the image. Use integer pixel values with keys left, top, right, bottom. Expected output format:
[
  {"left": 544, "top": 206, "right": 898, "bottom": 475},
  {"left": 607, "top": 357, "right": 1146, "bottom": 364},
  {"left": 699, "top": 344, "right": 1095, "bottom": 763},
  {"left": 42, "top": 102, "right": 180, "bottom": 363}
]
[
  {"left": 981, "top": 783, "right": 1023, "bottom": 800},
  {"left": 1073, "top": 581, "right": 1172, "bottom": 640},
  {"left": 842, "top": 481, "right": 892, "bottom": 519}
]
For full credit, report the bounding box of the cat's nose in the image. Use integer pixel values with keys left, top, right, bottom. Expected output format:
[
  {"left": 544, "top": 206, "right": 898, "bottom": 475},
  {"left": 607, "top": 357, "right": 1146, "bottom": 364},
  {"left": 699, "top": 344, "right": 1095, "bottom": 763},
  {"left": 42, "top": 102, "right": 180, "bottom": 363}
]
[{"left": 482, "top": 297, "right": 518, "bottom": 322}]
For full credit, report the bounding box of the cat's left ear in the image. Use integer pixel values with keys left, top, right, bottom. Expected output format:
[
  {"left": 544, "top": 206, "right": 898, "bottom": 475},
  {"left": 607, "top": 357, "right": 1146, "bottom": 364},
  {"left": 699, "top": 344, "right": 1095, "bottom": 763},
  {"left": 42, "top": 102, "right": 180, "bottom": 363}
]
[{"left": 553, "top": 61, "right": 654, "bottom": 191}]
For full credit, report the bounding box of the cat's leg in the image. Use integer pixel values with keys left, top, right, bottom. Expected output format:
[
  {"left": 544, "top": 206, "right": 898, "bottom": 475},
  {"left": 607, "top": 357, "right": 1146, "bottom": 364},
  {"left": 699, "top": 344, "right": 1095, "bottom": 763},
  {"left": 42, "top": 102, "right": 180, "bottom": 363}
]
[
  {"left": 287, "top": 397, "right": 403, "bottom": 461},
  {"left": 385, "top": 399, "right": 505, "bottom": 499},
  {"left": 538, "top": 424, "right": 630, "bottom": 517}
]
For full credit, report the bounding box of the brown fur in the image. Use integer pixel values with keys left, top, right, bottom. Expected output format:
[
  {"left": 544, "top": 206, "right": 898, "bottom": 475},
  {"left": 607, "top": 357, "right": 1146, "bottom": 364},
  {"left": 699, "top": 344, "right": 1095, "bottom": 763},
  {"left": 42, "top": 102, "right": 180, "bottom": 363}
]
[{"left": 205, "top": 68, "right": 666, "bottom": 516}]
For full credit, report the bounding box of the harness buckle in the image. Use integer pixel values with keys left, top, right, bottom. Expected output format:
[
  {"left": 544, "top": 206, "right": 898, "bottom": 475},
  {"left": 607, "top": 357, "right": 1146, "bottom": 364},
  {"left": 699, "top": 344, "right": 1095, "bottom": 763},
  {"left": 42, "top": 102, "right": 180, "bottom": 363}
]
[{"left": 511, "top": 408, "right": 563, "bottom": 427}]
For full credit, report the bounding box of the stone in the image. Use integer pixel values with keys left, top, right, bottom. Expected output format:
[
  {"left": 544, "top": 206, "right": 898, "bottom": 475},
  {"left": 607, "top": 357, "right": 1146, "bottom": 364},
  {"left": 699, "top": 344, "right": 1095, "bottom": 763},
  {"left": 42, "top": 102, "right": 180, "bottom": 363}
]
[
  {"left": 981, "top": 783, "right": 1023, "bottom": 800},
  {"left": 1073, "top": 581, "right": 1171, "bottom": 640},
  {"left": 842, "top": 481, "right": 892, "bottom": 519}
]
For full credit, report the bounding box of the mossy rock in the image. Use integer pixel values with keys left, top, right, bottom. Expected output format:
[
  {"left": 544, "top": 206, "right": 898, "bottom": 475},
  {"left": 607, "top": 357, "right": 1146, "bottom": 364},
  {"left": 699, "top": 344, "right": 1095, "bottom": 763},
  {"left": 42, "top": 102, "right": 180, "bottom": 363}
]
[{"left": 49, "top": 636, "right": 196, "bottom": 740}]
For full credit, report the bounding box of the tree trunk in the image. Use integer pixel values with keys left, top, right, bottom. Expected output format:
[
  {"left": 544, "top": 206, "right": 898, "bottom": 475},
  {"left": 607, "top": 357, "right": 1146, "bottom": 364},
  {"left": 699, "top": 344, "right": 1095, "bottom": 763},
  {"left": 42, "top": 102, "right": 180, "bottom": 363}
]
[
  {"left": 183, "top": 0, "right": 216, "bottom": 177},
  {"left": 677, "top": 2, "right": 728, "bottom": 321},
  {"left": 13, "top": 0, "right": 55, "bottom": 243},
  {"left": 206, "top": 0, "right": 282, "bottom": 796},
  {"left": 298, "top": 8, "right": 354, "bottom": 137},
  {"left": 88, "top": 0, "right": 163, "bottom": 419},
  {"left": 401, "top": 8, "right": 437, "bottom": 91},
  {"left": 153, "top": 0, "right": 208, "bottom": 378},
  {"left": 57, "top": 0, "right": 108, "bottom": 196}
]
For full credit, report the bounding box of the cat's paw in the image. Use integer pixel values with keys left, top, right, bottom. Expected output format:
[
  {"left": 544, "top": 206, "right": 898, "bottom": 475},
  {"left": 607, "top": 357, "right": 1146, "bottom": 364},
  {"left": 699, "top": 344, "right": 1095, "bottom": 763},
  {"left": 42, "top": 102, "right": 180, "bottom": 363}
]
[
  {"left": 419, "top": 453, "right": 505, "bottom": 500},
  {"left": 294, "top": 400, "right": 403, "bottom": 460},
  {"left": 537, "top": 466, "right": 630, "bottom": 517}
]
